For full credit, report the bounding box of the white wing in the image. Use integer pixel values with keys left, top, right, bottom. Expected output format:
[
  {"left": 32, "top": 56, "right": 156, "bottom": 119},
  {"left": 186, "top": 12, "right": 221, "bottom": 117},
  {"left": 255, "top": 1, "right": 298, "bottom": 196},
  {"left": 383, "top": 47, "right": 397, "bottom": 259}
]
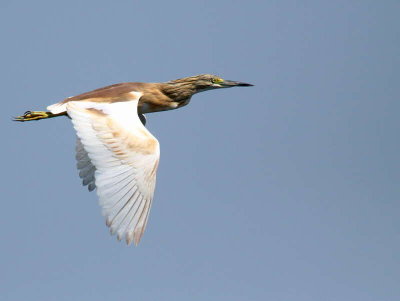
[{"left": 67, "top": 93, "right": 160, "bottom": 245}]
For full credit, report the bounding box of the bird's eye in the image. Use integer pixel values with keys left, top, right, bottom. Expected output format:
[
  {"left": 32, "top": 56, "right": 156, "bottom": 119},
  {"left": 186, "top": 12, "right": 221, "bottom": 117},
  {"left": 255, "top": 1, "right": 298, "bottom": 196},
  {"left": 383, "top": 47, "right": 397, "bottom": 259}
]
[{"left": 211, "top": 77, "right": 223, "bottom": 84}]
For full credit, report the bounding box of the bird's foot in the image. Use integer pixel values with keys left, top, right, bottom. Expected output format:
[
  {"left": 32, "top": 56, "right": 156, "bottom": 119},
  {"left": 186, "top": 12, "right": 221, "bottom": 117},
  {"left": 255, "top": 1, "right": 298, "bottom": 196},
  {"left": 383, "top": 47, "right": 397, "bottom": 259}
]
[{"left": 13, "top": 111, "right": 50, "bottom": 122}]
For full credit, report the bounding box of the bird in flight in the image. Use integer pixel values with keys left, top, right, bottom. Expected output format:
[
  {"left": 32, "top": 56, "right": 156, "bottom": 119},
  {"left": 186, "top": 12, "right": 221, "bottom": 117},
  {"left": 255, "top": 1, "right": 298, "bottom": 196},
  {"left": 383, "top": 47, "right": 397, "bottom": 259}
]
[{"left": 14, "top": 74, "right": 253, "bottom": 245}]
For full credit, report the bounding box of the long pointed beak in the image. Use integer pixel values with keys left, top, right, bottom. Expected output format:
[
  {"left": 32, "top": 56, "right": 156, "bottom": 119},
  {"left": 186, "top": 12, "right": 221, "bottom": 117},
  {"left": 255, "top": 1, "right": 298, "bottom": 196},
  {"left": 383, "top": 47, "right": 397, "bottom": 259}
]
[{"left": 222, "top": 80, "right": 254, "bottom": 87}]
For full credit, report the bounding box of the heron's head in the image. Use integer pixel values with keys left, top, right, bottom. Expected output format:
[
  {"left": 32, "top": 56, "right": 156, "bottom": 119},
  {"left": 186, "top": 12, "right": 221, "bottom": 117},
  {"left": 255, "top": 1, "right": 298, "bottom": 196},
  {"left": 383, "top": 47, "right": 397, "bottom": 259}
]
[{"left": 166, "top": 74, "right": 253, "bottom": 94}]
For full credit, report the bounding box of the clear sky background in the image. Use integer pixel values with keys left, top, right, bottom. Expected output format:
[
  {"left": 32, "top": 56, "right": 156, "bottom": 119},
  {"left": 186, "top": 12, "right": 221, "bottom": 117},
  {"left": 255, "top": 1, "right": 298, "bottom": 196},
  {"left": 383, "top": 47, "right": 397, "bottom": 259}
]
[{"left": 1, "top": 1, "right": 399, "bottom": 300}]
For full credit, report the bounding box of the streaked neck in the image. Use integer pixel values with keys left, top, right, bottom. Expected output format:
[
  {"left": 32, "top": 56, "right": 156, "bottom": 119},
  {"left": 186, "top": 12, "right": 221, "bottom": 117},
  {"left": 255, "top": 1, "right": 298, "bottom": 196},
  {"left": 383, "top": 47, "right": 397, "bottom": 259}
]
[{"left": 161, "top": 81, "right": 197, "bottom": 102}]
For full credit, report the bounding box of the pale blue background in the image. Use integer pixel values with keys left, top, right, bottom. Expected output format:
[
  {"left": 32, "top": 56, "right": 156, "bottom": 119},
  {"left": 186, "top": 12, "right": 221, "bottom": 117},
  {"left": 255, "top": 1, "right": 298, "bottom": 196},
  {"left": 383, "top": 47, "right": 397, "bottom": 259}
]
[{"left": 1, "top": 1, "right": 399, "bottom": 300}]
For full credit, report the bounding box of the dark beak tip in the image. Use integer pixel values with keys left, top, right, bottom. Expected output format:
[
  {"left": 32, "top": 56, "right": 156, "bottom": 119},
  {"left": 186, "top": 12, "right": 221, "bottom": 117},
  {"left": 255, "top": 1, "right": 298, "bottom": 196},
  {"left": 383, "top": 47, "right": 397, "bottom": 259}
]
[{"left": 238, "top": 82, "right": 254, "bottom": 87}]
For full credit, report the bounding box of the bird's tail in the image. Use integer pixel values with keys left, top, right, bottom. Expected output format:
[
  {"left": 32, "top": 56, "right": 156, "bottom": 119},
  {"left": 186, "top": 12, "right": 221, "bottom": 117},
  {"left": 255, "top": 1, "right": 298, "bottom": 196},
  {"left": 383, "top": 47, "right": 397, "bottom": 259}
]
[{"left": 13, "top": 110, "right": 66, "bottom": 122}]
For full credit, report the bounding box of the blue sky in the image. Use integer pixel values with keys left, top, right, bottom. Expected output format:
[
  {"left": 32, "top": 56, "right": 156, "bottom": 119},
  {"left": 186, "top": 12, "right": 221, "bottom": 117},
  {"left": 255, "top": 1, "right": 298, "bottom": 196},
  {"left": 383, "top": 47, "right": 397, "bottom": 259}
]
[{"left": 2, "top": 1, "right": 400, "bottom": 300}]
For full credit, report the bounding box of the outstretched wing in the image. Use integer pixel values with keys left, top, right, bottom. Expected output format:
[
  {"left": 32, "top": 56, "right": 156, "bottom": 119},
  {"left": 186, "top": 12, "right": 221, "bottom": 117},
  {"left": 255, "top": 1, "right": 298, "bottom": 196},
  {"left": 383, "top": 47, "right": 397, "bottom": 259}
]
[{"left": 67, "top": 92, "right": 160, "bottom": 245}]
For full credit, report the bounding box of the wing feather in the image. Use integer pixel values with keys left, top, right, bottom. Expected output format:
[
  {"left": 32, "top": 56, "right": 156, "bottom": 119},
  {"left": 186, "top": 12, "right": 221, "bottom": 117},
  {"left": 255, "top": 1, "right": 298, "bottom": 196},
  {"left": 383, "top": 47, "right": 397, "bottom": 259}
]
[
  {"left": 76, "top": 138, "right": 96, "bottom": 191},
  {"left": 118, "top": 195, "right": 145, "bottom": 242},
  {"left": 67, "top": 95, "right": 160, "bottom": 245}
]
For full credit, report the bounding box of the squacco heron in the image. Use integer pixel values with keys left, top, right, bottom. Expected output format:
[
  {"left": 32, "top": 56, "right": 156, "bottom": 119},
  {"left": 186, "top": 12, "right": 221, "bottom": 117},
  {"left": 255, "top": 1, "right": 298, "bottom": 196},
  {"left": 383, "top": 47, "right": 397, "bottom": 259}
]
[{"left": 14, "top": 74, "right": 253, "bottom": 245}]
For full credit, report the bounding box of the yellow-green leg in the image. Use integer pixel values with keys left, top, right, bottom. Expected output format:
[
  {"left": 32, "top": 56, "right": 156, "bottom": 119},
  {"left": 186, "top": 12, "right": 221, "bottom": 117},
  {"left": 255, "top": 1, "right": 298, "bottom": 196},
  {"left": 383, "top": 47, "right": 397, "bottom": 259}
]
[{"left": 13, "top": 111, "right": 66, "bottom": 122}]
